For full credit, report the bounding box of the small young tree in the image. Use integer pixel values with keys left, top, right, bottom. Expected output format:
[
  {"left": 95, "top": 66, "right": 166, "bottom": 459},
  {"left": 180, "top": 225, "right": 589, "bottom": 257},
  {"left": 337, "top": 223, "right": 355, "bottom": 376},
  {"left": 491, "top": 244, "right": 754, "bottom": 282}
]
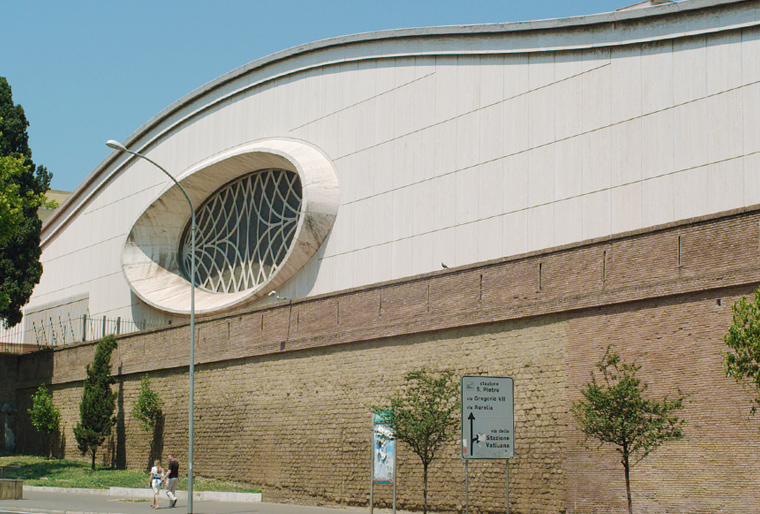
[
  {"left": 27, "top": 384, "right": 61, "bottom": 457},
  {"left": 571, "top": 347, "right": 686, "bottom": 514},
  {"left": 724, "top": 288, "right": 760, "bottom": 415},
  {"left": 131, "top": 374, "right": 163, "bottom": 431},
  {"left": 74, "top": 335, "right": 118, "bottom": 470},
  {"left": 369, "top": 369, "right": 460, "bottom": 514},
  {"left": 131, "top": 374, "right": 164, "bottom": 465}
]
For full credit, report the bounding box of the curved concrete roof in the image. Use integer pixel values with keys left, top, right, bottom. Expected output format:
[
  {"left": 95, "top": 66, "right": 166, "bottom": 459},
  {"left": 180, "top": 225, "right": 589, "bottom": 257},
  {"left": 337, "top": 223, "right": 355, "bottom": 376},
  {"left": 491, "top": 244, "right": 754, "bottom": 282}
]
[{"left": 41, "top": 0, "right": 758, "bottom": 247}]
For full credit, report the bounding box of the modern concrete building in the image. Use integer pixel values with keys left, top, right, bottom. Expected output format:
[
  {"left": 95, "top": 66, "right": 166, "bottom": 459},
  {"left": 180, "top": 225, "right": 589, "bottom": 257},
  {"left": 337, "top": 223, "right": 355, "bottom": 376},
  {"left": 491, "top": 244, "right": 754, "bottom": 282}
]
[
  {"left": 13, "top": 0, "right": 760, "bottom": 342},
  {"left": 4, "top": 1, "right": 760, "bottom": 512}
]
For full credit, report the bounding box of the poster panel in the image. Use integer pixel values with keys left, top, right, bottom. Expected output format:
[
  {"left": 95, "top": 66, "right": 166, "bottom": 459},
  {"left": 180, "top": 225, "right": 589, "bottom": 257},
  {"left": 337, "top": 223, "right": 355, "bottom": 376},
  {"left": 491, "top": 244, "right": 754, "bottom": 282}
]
[{"left": 372, "top": 415, "right": 395, "bottom": 484}]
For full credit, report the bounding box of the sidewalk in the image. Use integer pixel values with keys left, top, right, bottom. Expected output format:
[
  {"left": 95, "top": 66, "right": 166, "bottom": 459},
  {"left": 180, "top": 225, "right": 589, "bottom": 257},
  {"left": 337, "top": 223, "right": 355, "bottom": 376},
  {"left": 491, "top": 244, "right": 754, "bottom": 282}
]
[{"left": 0, "top": 487, "right": 366, "bottom": 514}]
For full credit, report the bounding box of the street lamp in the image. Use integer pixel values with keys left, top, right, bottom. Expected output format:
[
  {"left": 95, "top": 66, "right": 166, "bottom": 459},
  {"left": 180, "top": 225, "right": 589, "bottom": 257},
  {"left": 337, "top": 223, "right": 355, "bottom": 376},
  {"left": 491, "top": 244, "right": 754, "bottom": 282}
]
[{"left": 106, "top": 140, "right": 196, "bottom": 514}]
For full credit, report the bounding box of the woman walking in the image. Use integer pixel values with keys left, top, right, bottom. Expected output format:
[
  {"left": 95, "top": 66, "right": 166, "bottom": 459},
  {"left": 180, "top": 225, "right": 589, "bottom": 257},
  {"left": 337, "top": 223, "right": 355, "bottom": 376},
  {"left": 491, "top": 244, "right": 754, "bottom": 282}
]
[{"left": 149, "top": 460, "right": 165, "bottom": 509}]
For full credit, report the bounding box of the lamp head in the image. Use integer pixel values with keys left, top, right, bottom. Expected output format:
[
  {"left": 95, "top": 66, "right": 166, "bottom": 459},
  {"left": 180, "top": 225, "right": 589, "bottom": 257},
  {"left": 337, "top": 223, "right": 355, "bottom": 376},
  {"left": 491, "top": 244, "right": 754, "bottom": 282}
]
[{"left": 106, "top": 140, "right": 127, "bottom": 152}]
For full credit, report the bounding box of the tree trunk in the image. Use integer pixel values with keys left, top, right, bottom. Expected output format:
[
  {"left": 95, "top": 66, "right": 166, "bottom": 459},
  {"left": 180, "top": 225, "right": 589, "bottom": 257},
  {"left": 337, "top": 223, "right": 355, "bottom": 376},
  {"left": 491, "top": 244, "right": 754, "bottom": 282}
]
[
  {"left": 422, "top": 462, "right": 429, "bottom": 514},
  {"left": 91, "top": 449, "right": 97, "bottom": 470},
  {"left": 623, "top": 451, "right": 632, "bottom": 514}
]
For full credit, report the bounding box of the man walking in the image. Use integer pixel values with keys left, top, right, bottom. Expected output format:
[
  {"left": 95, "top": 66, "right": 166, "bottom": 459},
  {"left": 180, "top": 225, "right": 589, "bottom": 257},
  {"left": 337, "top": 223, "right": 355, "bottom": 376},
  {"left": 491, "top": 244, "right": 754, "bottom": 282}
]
[{"left": 165, "top": 454, "right": 179, "bottom": 507}]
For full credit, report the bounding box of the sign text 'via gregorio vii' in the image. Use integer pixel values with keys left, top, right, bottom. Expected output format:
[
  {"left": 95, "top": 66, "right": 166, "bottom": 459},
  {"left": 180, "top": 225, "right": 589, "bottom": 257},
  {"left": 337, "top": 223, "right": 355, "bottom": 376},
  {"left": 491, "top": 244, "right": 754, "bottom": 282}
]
[{"left": 461, "top": 376, "right": 514, "bottom": 460}]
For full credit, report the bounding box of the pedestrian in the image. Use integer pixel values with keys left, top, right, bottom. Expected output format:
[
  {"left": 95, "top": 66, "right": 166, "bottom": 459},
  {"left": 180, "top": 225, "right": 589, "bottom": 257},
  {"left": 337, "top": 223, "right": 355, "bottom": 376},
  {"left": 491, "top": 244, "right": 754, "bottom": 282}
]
[
  {"left": 165, "top": 454, "right": 179, "bottom": 508},
  {"left": 149, "top": 459, "right": 165, "bottom": 509}
]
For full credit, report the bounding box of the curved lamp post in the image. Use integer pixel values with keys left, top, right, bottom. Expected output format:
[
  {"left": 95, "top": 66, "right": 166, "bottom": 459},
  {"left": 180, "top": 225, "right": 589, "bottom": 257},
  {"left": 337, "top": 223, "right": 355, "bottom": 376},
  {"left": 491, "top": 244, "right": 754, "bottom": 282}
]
[{"left": 106, "top": 140, "right": 196, "bottom": 514}]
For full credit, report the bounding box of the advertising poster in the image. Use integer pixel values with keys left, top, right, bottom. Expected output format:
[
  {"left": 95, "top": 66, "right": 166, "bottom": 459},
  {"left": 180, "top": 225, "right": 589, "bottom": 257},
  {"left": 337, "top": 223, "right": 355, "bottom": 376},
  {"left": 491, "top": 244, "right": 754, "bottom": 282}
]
[{"left": 372, "top": 417, "right": 395, "bottom": 484}]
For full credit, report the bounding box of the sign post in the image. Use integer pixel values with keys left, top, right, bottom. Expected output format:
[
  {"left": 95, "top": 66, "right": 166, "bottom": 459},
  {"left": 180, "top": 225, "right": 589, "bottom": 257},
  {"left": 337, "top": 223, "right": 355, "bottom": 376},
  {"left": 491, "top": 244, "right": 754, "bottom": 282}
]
[{"left": 461, "top": 376, "right": 514, "bottom": 514}]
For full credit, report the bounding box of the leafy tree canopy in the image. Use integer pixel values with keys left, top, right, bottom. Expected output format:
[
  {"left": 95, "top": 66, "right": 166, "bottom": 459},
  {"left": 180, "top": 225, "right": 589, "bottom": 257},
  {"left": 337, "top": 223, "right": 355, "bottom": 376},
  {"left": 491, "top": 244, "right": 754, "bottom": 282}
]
[
  {"left": 571, "top": 347, "right": 686, "bottom": 514},
  {"left": 27, "top": 384, "right": 62, "bottom": 458},
  {"left": 0, "top": 155, "right": 26, "bottom": 243},
  {"left": 0, "top": 80, "right": 33, "bottom": 158},
  {"left": 724, "top": 288, "right": 760, "bottom": 415},
  {"left": 28, "top": 384, "right": 61, "bottom": 435},
  {"left": 0, "top": 77, "right": 53, "bottom": 328}
]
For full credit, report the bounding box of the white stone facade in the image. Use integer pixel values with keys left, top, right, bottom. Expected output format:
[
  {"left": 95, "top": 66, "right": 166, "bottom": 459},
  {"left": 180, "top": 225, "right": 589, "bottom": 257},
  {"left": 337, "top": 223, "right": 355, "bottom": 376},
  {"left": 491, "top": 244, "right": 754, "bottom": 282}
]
[{"left": 22, "top": 0, "right": 760, "bottom": 338}]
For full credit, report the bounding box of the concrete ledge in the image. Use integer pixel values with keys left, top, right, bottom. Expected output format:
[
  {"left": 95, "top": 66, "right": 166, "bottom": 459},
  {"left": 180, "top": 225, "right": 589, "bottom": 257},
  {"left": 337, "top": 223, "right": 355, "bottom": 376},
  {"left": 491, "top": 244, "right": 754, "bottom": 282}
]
[
  {"left": 190, "top": 490, "right": 262, "bottom": 503},
  {"left": 24, "top": 486, "right": 109, "bottom": 496},
  {"left": 0, "top": 479, "right": 23, "bottom": 500},
  {"left": 25, "top": 485, "right": 262, "bottom": 502}
]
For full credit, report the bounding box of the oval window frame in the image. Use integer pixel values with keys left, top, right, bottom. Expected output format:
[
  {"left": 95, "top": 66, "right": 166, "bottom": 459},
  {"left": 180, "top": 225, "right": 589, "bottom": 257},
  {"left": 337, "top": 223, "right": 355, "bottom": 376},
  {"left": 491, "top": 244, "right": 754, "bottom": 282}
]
[{"left": 121, "top": 139, "right": 340, "bottom": 316}]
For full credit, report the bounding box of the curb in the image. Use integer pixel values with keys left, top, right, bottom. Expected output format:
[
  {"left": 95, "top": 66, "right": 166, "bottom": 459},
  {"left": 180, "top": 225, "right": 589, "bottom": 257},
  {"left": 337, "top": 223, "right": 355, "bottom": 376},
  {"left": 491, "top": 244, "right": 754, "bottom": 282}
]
[
  {"left": 24, "top": 485, "right": 262, "bottom": 503},
  {"left": 0, "top": 510, "right": 104, "bottom": 514}
]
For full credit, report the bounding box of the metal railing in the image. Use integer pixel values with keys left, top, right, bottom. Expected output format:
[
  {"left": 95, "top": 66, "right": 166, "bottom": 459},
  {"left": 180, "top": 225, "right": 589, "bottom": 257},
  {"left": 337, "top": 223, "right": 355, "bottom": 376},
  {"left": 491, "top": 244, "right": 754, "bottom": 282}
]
[
  {"left": 0, "top": 315, "right": 168, "bottom": 352},
  {"left": 80, "top": 315, "right": 165, "bottom": 342}
]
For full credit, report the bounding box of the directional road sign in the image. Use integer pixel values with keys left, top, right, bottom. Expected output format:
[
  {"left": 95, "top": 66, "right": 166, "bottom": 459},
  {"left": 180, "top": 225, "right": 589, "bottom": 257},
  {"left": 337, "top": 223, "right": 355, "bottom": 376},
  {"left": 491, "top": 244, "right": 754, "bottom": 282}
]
[{"left": 461, "top": 375, "right": 514, "bottom": 460}]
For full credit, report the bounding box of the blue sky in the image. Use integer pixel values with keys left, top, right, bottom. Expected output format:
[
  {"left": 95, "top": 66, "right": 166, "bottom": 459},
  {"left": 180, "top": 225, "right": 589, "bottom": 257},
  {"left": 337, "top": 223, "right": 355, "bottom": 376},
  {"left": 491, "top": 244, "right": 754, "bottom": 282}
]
[{"left": 2, "top": 1, "right": 633, "bottom": 192}]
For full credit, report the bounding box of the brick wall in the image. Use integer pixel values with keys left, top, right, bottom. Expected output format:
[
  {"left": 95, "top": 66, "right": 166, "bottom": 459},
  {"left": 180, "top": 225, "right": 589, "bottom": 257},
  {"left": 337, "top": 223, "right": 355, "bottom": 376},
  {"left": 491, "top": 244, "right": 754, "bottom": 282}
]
[
  {"left": 565, "top": 288, "right": 760, "bottom": 514},
  {"left": 11, "top": 206, "right": 760, "bottom": 513}
]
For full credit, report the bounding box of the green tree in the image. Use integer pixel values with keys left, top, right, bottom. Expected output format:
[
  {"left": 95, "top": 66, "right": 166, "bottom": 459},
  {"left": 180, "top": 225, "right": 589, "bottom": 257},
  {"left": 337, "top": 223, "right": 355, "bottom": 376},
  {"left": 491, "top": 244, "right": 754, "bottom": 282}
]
[
  {"left": 0, "top": 154, "right": 25, "bottom": 311},
  {"left": 27, "top": 384, "right": 61, "bottom": 458},
  {"left": 0, "top": 155, "right": 26, "bottom": 243},
  {"left": 74, "top": 335, "right": 118, "bottom": 469},
  {"left": 571, "top": 347, "right": 686, "bottom": 514},
  {"left": 0, "top": 152, "right": 52, "bottom": 311},
  {"left": 131, "top": 374, "right": 163, "bottom": 431},
  {"left": 131, "top": 374, "right": 164, "bottom": 466},
  {"left": 724, "top": 288, "right": 760, "bottom": 415},
  {"left": 369, "top": 369, "right": 460, "bottom": 514},
  {"left": 0, "top": 77, "right": 53, "bottom": 328}
]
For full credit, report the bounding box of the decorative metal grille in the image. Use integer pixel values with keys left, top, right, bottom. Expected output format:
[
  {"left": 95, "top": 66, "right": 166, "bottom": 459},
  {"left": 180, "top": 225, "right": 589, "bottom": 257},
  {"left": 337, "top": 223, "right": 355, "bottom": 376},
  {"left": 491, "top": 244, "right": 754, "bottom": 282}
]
[{"left": 178, "top": 168, "right": 302, "bottom": 294}]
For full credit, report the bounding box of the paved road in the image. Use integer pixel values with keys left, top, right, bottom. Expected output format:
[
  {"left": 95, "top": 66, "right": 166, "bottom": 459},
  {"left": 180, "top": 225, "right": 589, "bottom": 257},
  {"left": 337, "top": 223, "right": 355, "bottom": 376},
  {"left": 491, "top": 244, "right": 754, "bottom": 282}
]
[{"left": 0, "top": 489, "right": 369, "bottom": 514}]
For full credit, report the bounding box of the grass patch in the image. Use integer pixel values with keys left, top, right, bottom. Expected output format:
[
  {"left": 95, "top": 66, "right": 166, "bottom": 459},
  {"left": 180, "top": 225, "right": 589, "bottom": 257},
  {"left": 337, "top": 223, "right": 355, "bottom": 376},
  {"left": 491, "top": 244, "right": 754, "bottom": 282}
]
[{"left": 0, "top": 455, "right": 260, "bottom": 493}]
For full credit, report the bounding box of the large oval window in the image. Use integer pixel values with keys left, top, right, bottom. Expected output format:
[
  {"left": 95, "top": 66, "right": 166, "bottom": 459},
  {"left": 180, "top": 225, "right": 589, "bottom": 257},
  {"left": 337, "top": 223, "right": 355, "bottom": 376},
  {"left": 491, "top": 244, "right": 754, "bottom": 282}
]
[
  {"left": 178, "top": 169, "right": 302, "bottom": 293},
  {"left": 121, "top": 139, "right": 339, "bottom": 316}
]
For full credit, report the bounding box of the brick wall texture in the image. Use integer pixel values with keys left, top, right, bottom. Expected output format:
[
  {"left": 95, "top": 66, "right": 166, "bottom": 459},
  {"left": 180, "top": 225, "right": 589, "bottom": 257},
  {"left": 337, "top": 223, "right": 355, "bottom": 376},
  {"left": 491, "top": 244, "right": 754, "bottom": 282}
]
[{"left": 7, "top": 206, "right": 760, "bottom": 513}]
